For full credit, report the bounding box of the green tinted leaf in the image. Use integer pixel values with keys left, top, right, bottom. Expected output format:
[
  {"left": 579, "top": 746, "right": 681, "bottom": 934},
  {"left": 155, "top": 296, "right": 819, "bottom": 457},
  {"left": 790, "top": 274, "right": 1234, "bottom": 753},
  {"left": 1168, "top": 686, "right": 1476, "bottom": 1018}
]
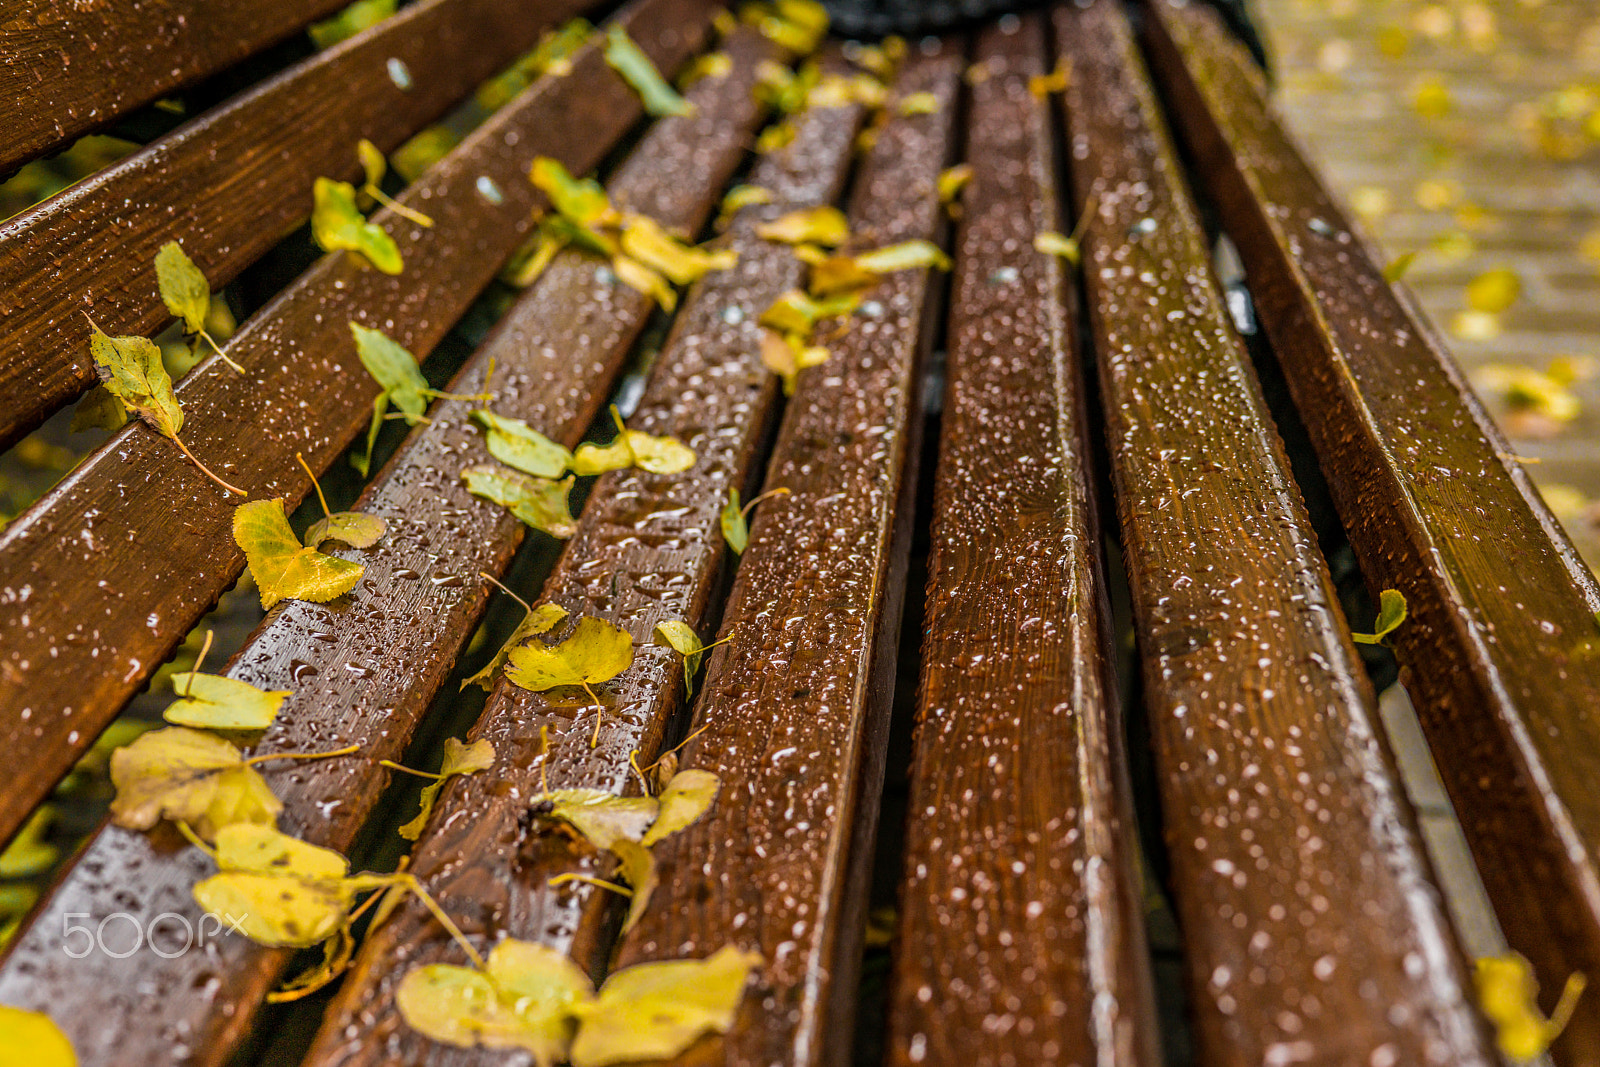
[
  {"left": 654, "top": 620, "right": 707, "bottom": 695},
  {"left": 398, "top": 738, "right": 496, "bottom": 840},
  {"left": 70, "top": 384, "right": 128, "bottom": 432},
  {"left": 568, "top": 946, "right": 761, "bottom": 1067},
  {"left": 155, "top": 241, "right": 211, "bottom": 335},
  {"left": 641, "top": 769, "right": 720, "bottom": 847},
  {"left": 1352, "top": 588, "right": 1408, "bottom": 645},
  {"left": 313, "top": 177, "right": 403, "bottom": 274},
  {"left": 461, "top": 465, "right": 578, "bottom": 538},
  {"left": 234, "top": 498, "right": 365, "bottom": 610},
  {"left": 304, "top": 511, "right": 388, "bottom": 550},
  {"left": 164, "top": 672, "right": 291, "bottom": 731},
  {"left": 505, "top": 617, "right": 634, "bottom": 694},
  {"left": 720, "top": 488, "right": 748, "bottom": 554},
  {"left": 308, "top": 0, "right": 396, "bottom": 48},
  {"left": 357, "top": 138, "right": 387, "bottom": 189},
  {"left": 604, "top": 25, "right": 693, "bottom": 118},
  {"left": 463, "top": 602, "right": 569, "bottom": 691},
  {"left": 0, "top": 808, "right": 58, "bottom": 879},
  {"left": 396, "top": 940, "right": 590, "bottom": 1061},
  {"left": 529, "top": 158, "right": 614, "bottom": 229},
  {"left": 611, "top": 839, "right": 656, "bottom": 934},
  {"left": 531, "top": 788, "right": 658, "bottom": 851},
  {"left": 1383, "top": 251, "right": 1419, "bottom": 283},
  {"left": 350, "top": 322, "right": 429, "bottom": 419},
  {"left": 0, "top": 1005, "right": 76, "bottom": 1067},
  {"left": 472, "top": 410, "right": 573, "bottom": 478},
  {"left": 85, "top": 318, "right": 182, "bottom": 439}
]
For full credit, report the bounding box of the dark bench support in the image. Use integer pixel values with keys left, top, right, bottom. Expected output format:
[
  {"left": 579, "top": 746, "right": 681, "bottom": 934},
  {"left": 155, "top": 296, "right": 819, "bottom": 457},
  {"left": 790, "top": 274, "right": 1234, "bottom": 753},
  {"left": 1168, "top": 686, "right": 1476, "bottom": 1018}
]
[
  {"left": 886, "top": 18, "right": 1159, "bottom": 1067},
  {"left": 299, "top": 78, "right": 869, "bottom": 1067},
  {"left": 0, "top": 28, "right": 779, "bottom": 1067},
  {"left": 1057, "top": 3, "right": 1498, "bottom": 1063},
  {"left": 0, "top": 0, "right": 717, "bottom": 853},
  {"left": 0, "top": 0, "right": 597, "bottom": 453},
  {"left": 611, "top": 43, "right": 961, "bottom": 1067},
  {"left": 1143, "top": 2, "right": 1600, "bottom": 1059}
]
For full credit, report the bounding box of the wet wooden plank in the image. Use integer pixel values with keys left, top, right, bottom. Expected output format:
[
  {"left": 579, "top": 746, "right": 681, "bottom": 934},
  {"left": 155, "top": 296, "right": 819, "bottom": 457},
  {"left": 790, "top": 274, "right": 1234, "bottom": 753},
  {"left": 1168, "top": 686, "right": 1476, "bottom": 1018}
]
[
  {"left": 0, "top": 0, "right": 353, "bottom": 176},
  {"left": 298, "top": 76, "right": 869, "bottom": 1067},
  {"left": 1055, "top": 3, "right": 1498, "bottom": 1063},
  {"left": 608, "top": 44, "right": 962, "bottom": 1067},
  {"left": 883, "top": 19, "right": 1159, "bottom": 1067},
  {"left": 0, "top": 30, "right": 780, "bottom": 1067},
  {"left": 0, "top": 0, "right": 597, "bottom": 452},
  {"left": 0, "top": 0, "right": 719, "bottom": 853},
  {"left": 1141, "top": 1, "right": 1600, "bottom": 1058}
]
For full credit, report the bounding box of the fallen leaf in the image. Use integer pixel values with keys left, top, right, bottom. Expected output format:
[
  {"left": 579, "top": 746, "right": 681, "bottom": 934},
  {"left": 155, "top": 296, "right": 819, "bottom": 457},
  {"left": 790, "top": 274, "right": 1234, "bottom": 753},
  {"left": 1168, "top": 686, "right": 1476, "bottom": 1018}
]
[
  {"left": 610, "top": 254, "right": 677, "bottom": 312},
  {"left": 164, "top": 672, "right": 291, "bottom": 731},
  {"left": 620, "top": 215, "right": 737, "bottom": 286},
  {"left": 506, "top": 617, "right": 634, "bottom": 701},
  {"left": 1475, "top": 953, "right": 1587, "bottom": 1061},
  {"left": 570, "top": 408, "right": 695, "bottom": 476},
  {"left": 612, "top": 839, "right": 656, "bottom": 934},
  {"left": 155, "top": 241, "right": 211, "bottom": 337},
  {"left": 529, "top": 158, "right": 616, "bottom": 231},
  {"left": 397, "top": 738, "right": 496, "bottom": 840},
  {"left": 654, "top": 620, "right": 708, "bottom": 695},
  {"left": 1351, "top": 589, "right": 1407, "bottom": 645},
  {"left": 0, "top": 1005, "right": 75, "bottom": 1067},
  {"left": 1382, "top": 251, "right": 1419, "bottom": 283},
  {"left": 305, "top": 512, "right": 387, "bottom": 550},
  {"left": 464, "top": 602, "right": 570, "bottom": 691},
  {"left": 0, "top": 809, "right": 58, "bottom": 879},
  {"left": 193, "top": 824, "right": 354, "bottom": 948},
  {"left": 640, "top": 768, "right": 719, "bottom": 847},
  {"left": 461, "top": 465, "right": 577, "bottom": 538},
  {"left": 1028, "top": 59, "right": 1071, "bottom": 98},
  {"left": 937, "top": 163, "right": 972, "bottom": 207},
  {"left": 532, "top": 788, "right": 659, "bottom": 851},
  {"left": 234, "top": 498, "right": 365, "bottom": 609},
  {"left": 109, "top": 726, "right": 281, "bottom": 839},
  {"left": 756, "top": 206, "right": 849, "bottom": 247},
  {"left": 472, "top": 410, "right": 573, "bottom": 479},
  {"left": 604, "top": 25, "right": 693, "bottom": 117},
  {"left": 85, "top": 318, "right": 181, "bottom": 439},
  {"left": 312, "top": 177, "right": 403, "bottom": 274},
  {"left": 568, "top": 946, "right": 761, "bottom": 1067},
  {"left": 720, "top": 488, "right": 749, "bottom": 554},
  {"left": 897, "top": 91, "right": 939, "bottom": 116},
  {"left": 761, "top": 328, "right": 829, "bottom": 395},
  {"left": 309, "top": 0, "right": 396, "bottom": 48},
  {"left": 1467, "top": 268, "right": 1521, "bottom": 314},
  {"left": 1034, "top": 230, "right": 1081, "bottom": 266}
]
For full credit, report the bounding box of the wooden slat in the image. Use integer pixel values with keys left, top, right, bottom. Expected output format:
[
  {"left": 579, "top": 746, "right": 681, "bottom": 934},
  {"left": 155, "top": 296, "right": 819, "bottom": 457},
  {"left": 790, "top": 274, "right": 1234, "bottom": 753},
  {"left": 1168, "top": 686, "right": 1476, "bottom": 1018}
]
[
  {"left": 0, "top": 0, "right": 718, "bottom": 853},
  {"left": 884, "top": 19, "right": 1159, "bottom": 1067},
  {"left": 1055, "top": 3, "right": 1498, "bottom": 1063},
  {"left": 0, "top": 0, "right": 597, "bottom": 452},
  {"left": 0, "top": 30, "right": 779, "bottom": 1067},
  {"left": 1141, "top": 1, "right": 1600, "bottom": 1058},
  {"left": 299, "top": 76, "right": 868, "bottom": 1067},
  {"left": 0, "top": 0, "right": 354, "bottom": 176},
  {"left": 609, "top": 45, "right": 961, "bottom": 1067}
]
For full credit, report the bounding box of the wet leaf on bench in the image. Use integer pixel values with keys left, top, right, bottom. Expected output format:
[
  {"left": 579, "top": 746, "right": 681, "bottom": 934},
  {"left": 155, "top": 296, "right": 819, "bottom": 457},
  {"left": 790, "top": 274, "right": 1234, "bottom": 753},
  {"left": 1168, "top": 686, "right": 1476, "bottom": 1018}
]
[
  {"left": 640, "top": 768, "right": 719, "bottom": 847},
  {"left": 69, "top": 383, "right": 128, "bottom": 432},
  {"left": 193, "top": 824, "right": 355, "bottom": 947},
  {"left": 1351, "top": 588, "right": 1407, "bottom": 645},
  {"left": 394, "top": 738, "right": 497, "bottom": 840},
  {"left": 568, "top": 946, "right": 762, "bottom": 1067},
  {"left": 679, "top": 50, "right": 732, "bottom": 88},
  {"left": 234, "top": 498, "right": 366, "bottom": 610},
  {"left": 1466, "top": 267, "right": 1521, "bottom": 314},
  {"left": 530, "top": 158, "right": 618, "bottom": 234},
  {"left": 471, "top": 410, "right": 574, "bottom": 479},
  {"left": 612, "top": 839, "right": 657, "bottom": 934},
  {"left": 356, "top": 139, "right": 434, "bottom": 228},
  {"left": 164, "top": 672, "right": 290, "bottom": 731},
  {"left": 506, "top": 616, "right": 634, "bottom": 701},
  {"left": 0, "top": 808, "right": 58, "bottom": 879},
  {"left": 570, "top": 406, "right": 695, "bottom": 477},
  {"left": 897, "top": 91, "right": 939, "bottom": 116},
  {"left": 463, "top": 602, "right": 569, "bottom": 692},
  {"left": 534, "top": 788, "right": 660, "bottom": 851},
  {"left": 756, "top": 205, "right": 849, "bottom": 247},
  {"left": 1474, "top": 952, "right": 1587, "bottom": 1061},
  {"left": 397, "top": 939, "right": 589, "bottom": 1060},
  {"left": 720, "top": 488, "right": 750, "bottom": 554},
  {"left": 610, "top": 255, "right": 678, "bottom": 312},
  {"left": 295, "top": 450, "right": 388, "bottom": 550},
  {"left": 462, "top": 465, "right": 578, "bottom": 538},
  {"left": 808, "top": 240, "right": 951, "bottom": 297},
  {"left": 655, "top": 620, "right": 710, "bottom": 695},
  {"left": 761, "top": 329, "right": 829, "bottom": 395},
  {"left": 745, "top": 0, "right": 829, "bottom": 54},
  {"left": 938, "top": 164, "right": 973, "bottom": 214},
  {"left": 155, "top": 241, "right": 210, "bottom": 337},
  {"left": 350, "top": 322, "right": 432, "bottom": 475},
  {"left": 717, "top": 184, "right": 775, "bottom": 228},
  {"left": 312, "top": 177, "right": 403, "bottom": 274},
  {"left": 620, "top": 216, "right": 738, "bottom": 286},
  {"left": 0, "top": 1005, "right": 75, "bottom": 1067},
  {"left": 604, "top": 25, "right": 694, "bottom": 118},
  {"left": 1034, "top": 230, "right": 1082, "bottom": 267},
  {"left": 109, "top": 727, "right": 281, "bottom": 840},
  {"left": 84, "top": 318, "right": 181, "bottom": 436},
  {"left": 1028, "top": 59, "right": 1072, "bottom": 99}
]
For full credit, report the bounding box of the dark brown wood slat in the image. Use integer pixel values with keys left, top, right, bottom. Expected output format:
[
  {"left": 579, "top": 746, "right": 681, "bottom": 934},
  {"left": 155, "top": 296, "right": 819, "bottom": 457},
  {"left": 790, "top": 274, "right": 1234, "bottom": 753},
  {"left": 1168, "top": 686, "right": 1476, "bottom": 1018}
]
[
  {"left": 0, "top": 31, "right": 781, "bottom": 1067},
  {"left": 884, "top": 19, "right": 1158, "bottom": 1067},
  {"left": 0, "top": 0, "right": 597, "bottom": 452},
  {"left": 1055, "top": 3, "right": 1498, "bottom": 1063},
  {"left": 1141, "top": 1, "right": 1600, "bottom": 1058},
  {"left": 609, "top": 44, "right": 961, "bottom": 1067},
  {"left": 0, "top": 0, "right": 718, "bottom": 853},
  {"left": 299, "top": 80, "right": 869, "bottom": 1067},
  {"left": 0, "top": 0, "right": 353, "bottom": 176}
]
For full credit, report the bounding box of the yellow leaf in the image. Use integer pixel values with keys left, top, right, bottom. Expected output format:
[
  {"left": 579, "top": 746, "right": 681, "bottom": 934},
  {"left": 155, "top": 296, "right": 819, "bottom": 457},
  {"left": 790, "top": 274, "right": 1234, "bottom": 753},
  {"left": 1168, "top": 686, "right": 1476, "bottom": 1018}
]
[
  {"left": 464, "top": 602, "right": 569, "bottom": 692},
  {"left": 529, "top": 158, "right": 616, "bottom": 229},
  {"left": 461, "top": 465, "right": 578, "bottom": 538},
  {"left": 718, "top": 185, "right": 775, "bottom": 228},
  {"left": 612, "top": 839, "right": 656, "bottom": 934},
  {"left": 1475, "top": 953, "right": 1587, "bottom": 1061},
  {"left": 312, "top": 177, "right": 403, "bottom": 274},
  {"left": 0, "top": 809, "right": 58, "bottom": 879},
  {"left": 610, "top": 255, "right": 677, "bottom": 312},
  {"left": 193, "top": 871, "right": 351, "bottom": 948},
  {"left": 0, "top": 1005, "right": 75, "bottom": 1067},
  {"left": 1034, "top": 230, "right": 1081, "bottom": 266},
  {"left": 640, "top": 769, "right": 719, "bottom": 847},
  {"left": 1412, "top": 75, "right": 1452, "bottom": 118},
  {"left": 1467, "top": 268, "right": 1521, "bottom": 314},
  {"left": 534, "top": 787, "right": 659, "bottom": 852},
  {"left": 506, "top": 616, "right": 634, "bottom": 696},
  {"left": 234, "top": 498, "right": 365, "bottom": 610},
  {"left": 304, "top": 511, "right": 387, "bottom": 550},
  {"left": 897, "top": 91, "right": 939, "bottom": 116},
  {"left": 108, "top": 726, "right": 281, "bottom": 838},
  {"left": 679, "top": 51, "right": 733, "bottom": 87},
  {"left": 570, "top": 408, "right": 695, "bottom": 476},
  {"left": 620, "top": 215, "right": 738, "bottom": 286},
  {"left": 1028, "top": 59, "right": 1071, "bottom": 98},
  {"left": 568, "top": 946, "right": 761, "bottom": 1067},
  {"left": 720, "top": 488, "right": 749, "bottom": 554},
  {"left": 761, "top": 329, "right": 829, "bottom": 396},
  {"left": 397, "top": 738, "right": 496, "bottom": 840},
  {"left": 85, "top": 318, "right": 182, "bottom": 439},
  {"left": 155, "top": 241, "right": 211, "bottom": 336},
  {"left": 756, "top": 206, "right": 849, "bottom": 247},
  {"left": 164, "top": 672, "right": 290, "bottom": 731},
  {"left": 396, "top": 940, "right": 590, "bottom": 1060},
  {"left": 937, "top": 164, "right": 972, "bottom": 206}
]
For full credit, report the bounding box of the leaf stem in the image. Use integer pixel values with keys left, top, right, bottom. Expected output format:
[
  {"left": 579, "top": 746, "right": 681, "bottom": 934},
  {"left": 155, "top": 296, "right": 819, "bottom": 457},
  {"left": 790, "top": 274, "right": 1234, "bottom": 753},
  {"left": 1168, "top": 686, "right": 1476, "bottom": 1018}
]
[
  {"left": 199, "top": 330, "right": 246, "bottom": 374},
  {"left": 183, "top": 629, "right": 215, "bottom": 697},
  {"left": 740, "top": 486, "right": 791, "bottom": 519},
  {"left": 583, "top": 681, "right": 604, "bottom": 748},
  {"left": 365, "top": 184, "right": 435, "bottom": 229},
  {"left": 477, "top": 571, "right": 533, "bottom": 614},
  {"left": 174, "top": 820, "right": 218, "bottom": 861},
  {"left": 1069, "top": 192, "right": 1098, "bottom": 247},
  {"left": 171, "top": 434, "right": 247, "bottom": 496},
  {"left": 402, "top": 874, "right": 486, "bottom": 970},
  {"left": 243, "top": 743, "right": 361, "bottom": 767},
  {"left": 378, "top": 759, "right": 445, "bottom": 781},
  {"left": 547, "top": 872, "right": 632, "bottom": 896},
  {"left": 295, "top": 452, "right": 332, "bottom": 519}
]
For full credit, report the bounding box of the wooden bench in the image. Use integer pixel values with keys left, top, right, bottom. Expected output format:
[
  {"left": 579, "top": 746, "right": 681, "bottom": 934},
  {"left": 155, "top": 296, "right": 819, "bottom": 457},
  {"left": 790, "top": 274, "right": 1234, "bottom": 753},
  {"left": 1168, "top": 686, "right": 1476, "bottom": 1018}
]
[{"left": 2, "top": 0, "right": 1598, "bottom": 1063}]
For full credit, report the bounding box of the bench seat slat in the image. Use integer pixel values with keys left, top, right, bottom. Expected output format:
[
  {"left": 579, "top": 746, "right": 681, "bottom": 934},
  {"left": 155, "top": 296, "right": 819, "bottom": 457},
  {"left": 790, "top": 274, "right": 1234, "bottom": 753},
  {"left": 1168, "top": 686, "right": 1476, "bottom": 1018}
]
[
  {"left": 0, "top": 0, "right": 717, "bottom": 853},
  {"left": 1057, "top": 3, "right": 1497, "bottom": 1063},
  {"left": 608, "top": 44, "right": 962, "bottom": 1067},
  {"left": 1143, "top": 2, "right": 1600, "bottom": 1058},
  {"left": 0, "top": 0, "right": 595, "bottom": 453},
  {"left": 0, "top": 0, "right": 355, "bottom": 175},
  {"left": 0, "top": 30, "right": 779, "bottom": 1067},
  {"left": 298, "top": 79, "right": 869, "bottom": 1067},
  {"left": 885, "top": 19, "right": 1158, "bottom": 1067}
]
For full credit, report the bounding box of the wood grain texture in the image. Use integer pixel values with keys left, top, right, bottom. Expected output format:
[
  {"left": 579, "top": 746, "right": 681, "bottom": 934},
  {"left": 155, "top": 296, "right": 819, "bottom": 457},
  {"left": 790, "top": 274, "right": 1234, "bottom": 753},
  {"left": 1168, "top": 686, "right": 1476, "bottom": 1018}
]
[
  {"left": 1056, "top": 3, "right": 1498, "bottom": 1063},
  {"left": 0, "top": 0, "right": 596, "bottom": 452},
  {"left": 884, "top": 19, "right": 1159, "bottom": 1067},
  {"left": 609, "top": 43, "right": 961, "bottom": 1067},
  {"left": 1142, "top": 1, "right": 1600, "bottom": 1058},
  {"left": 298, "top": 79, "right": 869, "bottom": 1067},
  {"left": 0, "top": 30, "right": 778, "bottom": 1067},
  {"left": 0, "top": 0, "right": 352, "bottom": 175},
  {"left": 0, "top": 0, "right": 718, "bottom": 854}
]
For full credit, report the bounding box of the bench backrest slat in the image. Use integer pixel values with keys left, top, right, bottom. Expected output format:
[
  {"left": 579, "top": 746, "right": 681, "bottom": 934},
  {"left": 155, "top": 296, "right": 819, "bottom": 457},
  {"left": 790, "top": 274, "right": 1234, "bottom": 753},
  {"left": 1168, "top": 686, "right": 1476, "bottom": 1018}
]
[
  {"left": 0, "top": 0, "right": 716, "bottom": 853},
  {"left": 1059, "top": 3, "right": 1496, "bottom": 1062},
  {"left": 300, "top": 74, "right": 869, "bottom": 1067},
  {"left": 0, "top": 0, "right": 593, "bottom": 453},
  {"left": 1144, "top": 2, "right": 1600, "bottom": 1059},
  {"left": 0, "top": 0, "right": 354, "bottom": 175},
  {"left": 0, "top": 27, "right": 773, "bottom": 1065},
  {"left": 609, "top": 45, "right": 961, "bottom": 1067},
  {"left": 887, "top": 18, "right": 1160, "bottom": 1066}
]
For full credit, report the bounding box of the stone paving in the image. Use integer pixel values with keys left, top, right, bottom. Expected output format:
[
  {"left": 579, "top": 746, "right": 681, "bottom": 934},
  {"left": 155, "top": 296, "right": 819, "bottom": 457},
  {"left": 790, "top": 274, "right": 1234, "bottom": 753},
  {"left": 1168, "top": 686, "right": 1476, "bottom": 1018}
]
[{"left": 1260, "top": 0, "right": 1600, "bottom": 567}]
